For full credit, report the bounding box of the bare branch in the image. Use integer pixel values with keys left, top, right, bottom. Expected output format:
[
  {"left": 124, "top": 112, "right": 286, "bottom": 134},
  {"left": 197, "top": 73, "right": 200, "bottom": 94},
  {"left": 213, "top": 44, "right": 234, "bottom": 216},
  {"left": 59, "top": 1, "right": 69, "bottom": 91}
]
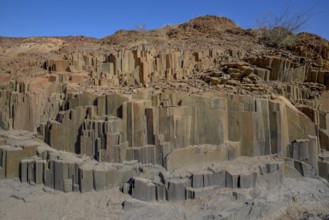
[{"left": 256, "top": 5, "right": 316, "bottom": 47}]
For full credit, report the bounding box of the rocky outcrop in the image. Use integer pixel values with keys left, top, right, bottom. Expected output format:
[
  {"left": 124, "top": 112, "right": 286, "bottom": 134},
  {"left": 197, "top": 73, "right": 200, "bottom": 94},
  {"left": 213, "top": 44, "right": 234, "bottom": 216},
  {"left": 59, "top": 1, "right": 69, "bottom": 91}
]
[
  {"left": 1, "top": 47, "right": 329, "bottom": 195},
  {"left": 19, "top": 151, "right": 138, "bottom": 193},
  {"left": 25, "top": 90, "right": 314, "bottom": 173},
  {"left": 1, "top": 15, "right": 329, "bottom": 210},
  {"left": 127, "top": 157, "right": 284, "bottom": 202}
]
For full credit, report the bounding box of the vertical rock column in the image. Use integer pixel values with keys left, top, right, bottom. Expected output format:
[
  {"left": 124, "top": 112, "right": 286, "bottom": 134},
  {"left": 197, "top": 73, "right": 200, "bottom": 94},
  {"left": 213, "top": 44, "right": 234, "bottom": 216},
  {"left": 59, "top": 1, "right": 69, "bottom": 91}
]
[
  {"left": 49, "top": 106, "right": 94, "bottom": 153},
  {"left": 124, "top": 99, "right": 156, "bottom": 164},
  {"left": 80, "top": 117, "right": 125, "bottom": 163},
  {"left": 287, "top": 136, "right": 319, "bottom": 174}
]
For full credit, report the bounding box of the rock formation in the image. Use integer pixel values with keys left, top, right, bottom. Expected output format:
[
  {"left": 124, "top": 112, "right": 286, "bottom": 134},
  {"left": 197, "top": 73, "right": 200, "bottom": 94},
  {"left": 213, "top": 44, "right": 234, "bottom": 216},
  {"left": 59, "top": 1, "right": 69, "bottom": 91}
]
[{"left": 1, "top": 16, "right": 329, "bottom": 219}]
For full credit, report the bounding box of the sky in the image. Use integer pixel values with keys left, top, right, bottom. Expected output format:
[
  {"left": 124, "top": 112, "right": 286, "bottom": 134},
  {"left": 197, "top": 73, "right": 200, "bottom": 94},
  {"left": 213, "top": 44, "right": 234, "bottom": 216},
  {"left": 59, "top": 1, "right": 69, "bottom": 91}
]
[{"left": 1, "top": 0, "right": 328, "bottom": 40}]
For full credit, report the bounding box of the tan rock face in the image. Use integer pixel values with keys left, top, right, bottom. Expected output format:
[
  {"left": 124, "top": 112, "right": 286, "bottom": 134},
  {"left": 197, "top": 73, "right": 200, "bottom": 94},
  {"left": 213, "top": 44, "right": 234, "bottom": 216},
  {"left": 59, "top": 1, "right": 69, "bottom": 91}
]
[
  {"left": 0, "top": 85, "right": 322, "bottom": 176},
  {"left": 0, "top": 16, "right": 329, "bottom": 206}
]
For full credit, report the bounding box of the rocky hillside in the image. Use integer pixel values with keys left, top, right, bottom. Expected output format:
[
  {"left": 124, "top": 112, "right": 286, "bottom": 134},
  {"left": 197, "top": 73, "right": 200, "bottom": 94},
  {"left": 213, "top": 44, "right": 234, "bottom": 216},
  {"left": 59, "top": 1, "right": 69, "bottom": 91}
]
[{"left": 1, "top": 16, "right": 329, "bottom": 219}]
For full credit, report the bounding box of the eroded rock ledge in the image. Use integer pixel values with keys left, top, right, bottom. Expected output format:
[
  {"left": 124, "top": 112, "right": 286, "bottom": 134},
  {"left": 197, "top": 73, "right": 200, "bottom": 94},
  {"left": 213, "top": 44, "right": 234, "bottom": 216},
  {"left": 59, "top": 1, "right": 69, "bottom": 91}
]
[
  {"left": 1, "top": 17, "right": 329, "bottom": 210},
  {"left": 1, "top": 85, "right": 329, "bottom": 197}
]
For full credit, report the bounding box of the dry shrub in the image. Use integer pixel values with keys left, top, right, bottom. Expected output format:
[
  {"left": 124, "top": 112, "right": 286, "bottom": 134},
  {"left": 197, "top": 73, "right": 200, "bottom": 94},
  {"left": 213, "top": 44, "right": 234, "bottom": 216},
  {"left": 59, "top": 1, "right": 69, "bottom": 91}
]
[{"left": 256, "top": 6, "right": 314, "bottom": 47}]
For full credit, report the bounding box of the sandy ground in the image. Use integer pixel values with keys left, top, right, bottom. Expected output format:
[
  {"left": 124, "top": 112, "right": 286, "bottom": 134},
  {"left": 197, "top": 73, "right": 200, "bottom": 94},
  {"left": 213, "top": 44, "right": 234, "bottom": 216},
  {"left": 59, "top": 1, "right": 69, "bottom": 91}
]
[{"left": 1, "top": 176, "right": 329, "bottom": 220}]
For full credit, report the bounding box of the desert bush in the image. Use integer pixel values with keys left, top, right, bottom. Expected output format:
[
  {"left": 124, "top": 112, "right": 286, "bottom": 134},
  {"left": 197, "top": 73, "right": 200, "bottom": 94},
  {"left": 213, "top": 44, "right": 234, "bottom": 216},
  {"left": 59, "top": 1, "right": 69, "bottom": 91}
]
[
  {"left": 134, "top": 24, "right": 147, "bottom": 32},
  {"left": 256, "top": 6, "right": 313, "bottom": 47}
]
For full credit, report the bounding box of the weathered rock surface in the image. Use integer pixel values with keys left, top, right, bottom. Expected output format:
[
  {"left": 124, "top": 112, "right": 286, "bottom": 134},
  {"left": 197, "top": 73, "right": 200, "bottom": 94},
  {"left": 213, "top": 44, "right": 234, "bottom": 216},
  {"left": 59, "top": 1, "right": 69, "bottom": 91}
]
[{"left": 1, "top": 15, "right": 329, "bottom": 219}]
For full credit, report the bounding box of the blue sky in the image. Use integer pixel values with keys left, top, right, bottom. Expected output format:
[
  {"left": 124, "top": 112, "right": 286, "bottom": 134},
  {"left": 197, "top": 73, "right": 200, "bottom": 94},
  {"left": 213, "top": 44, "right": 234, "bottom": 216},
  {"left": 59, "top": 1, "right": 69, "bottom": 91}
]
[{"left": 1, "top": 0, "right": 328, "bottom": 40}]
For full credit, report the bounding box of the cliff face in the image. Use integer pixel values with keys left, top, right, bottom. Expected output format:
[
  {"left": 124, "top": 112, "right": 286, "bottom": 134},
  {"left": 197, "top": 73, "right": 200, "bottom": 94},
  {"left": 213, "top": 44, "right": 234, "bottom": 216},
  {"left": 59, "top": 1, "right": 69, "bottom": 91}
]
[{"left": 1, "top": 16, "right": 329, "bottom": 213}]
